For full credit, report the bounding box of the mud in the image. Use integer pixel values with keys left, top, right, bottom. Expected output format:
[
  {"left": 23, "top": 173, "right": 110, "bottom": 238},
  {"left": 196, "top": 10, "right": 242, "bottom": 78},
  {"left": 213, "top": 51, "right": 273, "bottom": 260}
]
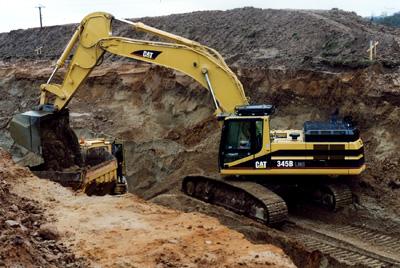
[{"left": 1, "top": 59, "right": 400, "bottom": 264}]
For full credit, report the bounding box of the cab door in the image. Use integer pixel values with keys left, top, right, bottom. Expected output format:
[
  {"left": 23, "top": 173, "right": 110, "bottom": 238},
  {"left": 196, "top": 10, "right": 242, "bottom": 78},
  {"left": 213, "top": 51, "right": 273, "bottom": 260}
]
[{"left": 219, "top": 119, "right": 263, "bottom": 169}]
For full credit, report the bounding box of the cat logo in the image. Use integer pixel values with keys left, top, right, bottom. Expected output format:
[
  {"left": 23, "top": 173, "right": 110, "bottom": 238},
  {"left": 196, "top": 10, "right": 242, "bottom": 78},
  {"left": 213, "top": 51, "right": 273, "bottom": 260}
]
[
  {"left": 143, "top": 51, "right": 153, "bottom": 58},
  {"left": 132, "top": 50, "right": 162, "bottom": 60},
  {"left": 255, "top": 161, "right": 267, "bottom": 169}
]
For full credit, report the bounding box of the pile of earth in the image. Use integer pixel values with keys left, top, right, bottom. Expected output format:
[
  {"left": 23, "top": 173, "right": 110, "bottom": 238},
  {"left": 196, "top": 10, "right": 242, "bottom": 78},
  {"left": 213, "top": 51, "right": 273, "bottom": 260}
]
[
  {"left": 2, "top": 7, "right": 400, "bottom": 70},
  {"left": 1, "top": 148, "right": 296, "bottom": 268},
  {"left": 0, "top": 149, "right": 87, "bottom": 267}
]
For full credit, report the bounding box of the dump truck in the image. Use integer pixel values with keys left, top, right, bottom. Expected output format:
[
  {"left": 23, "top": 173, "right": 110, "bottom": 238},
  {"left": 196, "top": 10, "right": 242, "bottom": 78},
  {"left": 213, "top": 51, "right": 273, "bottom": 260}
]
[{"left": 11, "top": 109, "right": 127, "bottom": 195}]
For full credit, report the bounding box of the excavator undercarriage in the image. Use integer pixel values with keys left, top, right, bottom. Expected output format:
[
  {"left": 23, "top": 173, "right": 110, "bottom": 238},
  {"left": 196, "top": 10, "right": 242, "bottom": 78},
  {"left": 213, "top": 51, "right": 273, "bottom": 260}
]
[
  {"left": 182, "top": 176, "right": 354, "bottom": 226},
  {"left": 183, "top": 176, "right": 288, "bottom": 226}
]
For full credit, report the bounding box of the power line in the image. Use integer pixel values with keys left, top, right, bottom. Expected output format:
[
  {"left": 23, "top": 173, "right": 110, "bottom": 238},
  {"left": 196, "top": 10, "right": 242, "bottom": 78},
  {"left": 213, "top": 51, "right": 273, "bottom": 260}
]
[{"left": 35, "top": 4, "right": 45, "bottom": 29}]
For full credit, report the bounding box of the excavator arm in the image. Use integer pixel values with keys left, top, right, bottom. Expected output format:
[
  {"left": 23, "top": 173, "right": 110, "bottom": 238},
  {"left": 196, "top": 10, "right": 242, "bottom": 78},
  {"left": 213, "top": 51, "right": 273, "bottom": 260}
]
[
  {"left": 10, "top": 11, "right": 248, "bottom": 156},
  {"left": 40, "top": 12, "right": 248, "bottom": 114}
]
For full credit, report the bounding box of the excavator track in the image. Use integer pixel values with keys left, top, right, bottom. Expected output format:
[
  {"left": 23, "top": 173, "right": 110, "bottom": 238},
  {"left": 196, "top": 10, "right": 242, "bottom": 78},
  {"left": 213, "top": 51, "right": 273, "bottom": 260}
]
[
  {"left": 182, "top": 176, "right": 288, "bottom": 226},
  {"left": 314, "top": 183, "right": 353, "bottom": 211}
]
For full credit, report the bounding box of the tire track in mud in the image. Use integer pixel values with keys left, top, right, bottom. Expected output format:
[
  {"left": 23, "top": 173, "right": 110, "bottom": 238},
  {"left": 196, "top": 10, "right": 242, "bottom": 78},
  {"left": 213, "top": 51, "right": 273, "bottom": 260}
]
[
  {"left": 283, "top": 216, "right": 400, "bottom": 267},
  {"left": 153, "top": 194, "right": 400, "bottom": 267}
]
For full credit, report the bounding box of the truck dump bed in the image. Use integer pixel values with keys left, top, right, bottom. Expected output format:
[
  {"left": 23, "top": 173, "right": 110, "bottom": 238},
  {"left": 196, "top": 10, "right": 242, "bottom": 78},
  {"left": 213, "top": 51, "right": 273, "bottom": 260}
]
[{"left": 33, "top": 144, "right": 118, "bottom": 195}]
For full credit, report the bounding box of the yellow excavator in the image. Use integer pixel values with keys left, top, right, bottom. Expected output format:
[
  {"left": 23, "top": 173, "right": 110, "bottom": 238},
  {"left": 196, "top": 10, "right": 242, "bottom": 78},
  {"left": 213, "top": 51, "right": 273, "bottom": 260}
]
[{"left": 9, "top": 12, "right": 365, "bottom": 225}]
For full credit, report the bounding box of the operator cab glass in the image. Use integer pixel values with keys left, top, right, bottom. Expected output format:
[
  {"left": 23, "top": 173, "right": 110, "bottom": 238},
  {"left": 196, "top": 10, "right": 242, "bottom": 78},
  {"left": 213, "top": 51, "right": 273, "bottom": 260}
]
[{"left": 219, "top": 119, "right": 263, "bottom": 167}]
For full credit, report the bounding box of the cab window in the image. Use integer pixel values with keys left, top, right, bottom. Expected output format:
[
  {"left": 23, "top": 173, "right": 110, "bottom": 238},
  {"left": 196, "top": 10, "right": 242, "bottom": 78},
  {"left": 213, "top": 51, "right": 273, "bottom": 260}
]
[
  {"left": 220, "top": 119, "right": 263, "bottom": 165},
  {"left": 224, "top": 121, "right": 252, "bottom": 150}
]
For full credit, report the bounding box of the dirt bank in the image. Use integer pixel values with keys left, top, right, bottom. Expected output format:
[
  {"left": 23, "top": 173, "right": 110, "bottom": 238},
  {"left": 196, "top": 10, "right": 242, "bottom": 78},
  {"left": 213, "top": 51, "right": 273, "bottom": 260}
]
[
  {"left": 1, "top": 148, "right": 295, "bottom": 268},
  {"left": 0, "top": 150, "right": 87, "bottom": 267},
  {"left": 2, "top": 7, "right": 400, "bottom": 69},
  {"left": 2, "top": 60, "right": 399, "bottom": 217}
]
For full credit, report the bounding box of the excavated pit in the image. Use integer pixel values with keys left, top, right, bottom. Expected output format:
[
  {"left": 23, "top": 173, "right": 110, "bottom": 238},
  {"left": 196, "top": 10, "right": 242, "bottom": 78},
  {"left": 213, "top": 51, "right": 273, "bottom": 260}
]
[
  {"left": 2, "top": 61, "right": 400, "bottom": 267},
  {"left": 1, "top": 7, "right": 400, "bottom": 267}
]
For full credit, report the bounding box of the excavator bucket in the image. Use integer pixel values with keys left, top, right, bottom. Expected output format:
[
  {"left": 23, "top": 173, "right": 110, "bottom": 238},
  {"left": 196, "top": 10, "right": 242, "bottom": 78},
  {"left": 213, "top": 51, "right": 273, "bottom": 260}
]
[
  {"left": 10, "top": 109, "right": 83, "bottom": 170},
  {"left": 9, "top": 110, "right": 53, "bottom": 155}
]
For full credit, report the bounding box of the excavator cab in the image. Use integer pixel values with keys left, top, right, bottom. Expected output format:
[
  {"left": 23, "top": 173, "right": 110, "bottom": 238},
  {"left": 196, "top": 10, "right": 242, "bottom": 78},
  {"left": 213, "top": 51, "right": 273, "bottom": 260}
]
[
  {"left": 219, "top": 105, "right": 274, "bottom": 169},
  {"left": 220, "top": 118, "right": 262, "bottom": 165}
]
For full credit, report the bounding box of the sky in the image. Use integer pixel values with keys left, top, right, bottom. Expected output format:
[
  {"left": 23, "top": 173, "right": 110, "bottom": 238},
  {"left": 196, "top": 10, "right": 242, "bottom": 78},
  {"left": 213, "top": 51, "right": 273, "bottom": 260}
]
[{"left": 0, "top": 0, "right": 399, "bottom": 33}]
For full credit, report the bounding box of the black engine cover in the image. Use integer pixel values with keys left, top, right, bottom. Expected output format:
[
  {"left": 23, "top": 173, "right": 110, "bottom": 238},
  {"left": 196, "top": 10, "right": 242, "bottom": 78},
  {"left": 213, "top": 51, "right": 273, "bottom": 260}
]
[{"left": 303, "top": 120, "right": 359, "bottom": 142}]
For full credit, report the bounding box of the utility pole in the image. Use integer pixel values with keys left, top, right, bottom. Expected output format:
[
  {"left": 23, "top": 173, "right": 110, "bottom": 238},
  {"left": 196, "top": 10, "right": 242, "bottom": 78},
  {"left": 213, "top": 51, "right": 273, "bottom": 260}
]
[{"left": 36, "top": 5, "right": 45, "bottom": 29}]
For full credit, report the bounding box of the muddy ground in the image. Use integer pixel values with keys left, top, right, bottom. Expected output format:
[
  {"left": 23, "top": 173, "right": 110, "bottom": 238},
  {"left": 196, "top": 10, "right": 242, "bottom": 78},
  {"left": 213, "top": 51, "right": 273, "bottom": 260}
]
[{"left": 1, "top": 7, "right": 400, "bottom": 268}]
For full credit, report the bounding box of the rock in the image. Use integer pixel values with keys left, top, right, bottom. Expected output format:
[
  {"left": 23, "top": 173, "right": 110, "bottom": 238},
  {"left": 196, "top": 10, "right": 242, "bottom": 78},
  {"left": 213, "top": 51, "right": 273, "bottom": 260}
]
[
  {"left": 30, "top": 213, "right": 42, "bottom": 222},
  {"left": 44, "top": 253, "right": 57, "bottom": 262},
  {"left": 0, "top": 234, "right": 7, "bottom": 242},
  {"left": 10, "top": 204, "right": 18, "bottom": 212},
  {"left": 38, "top": 224, "right": 60, "bottom": 241},
  {"left": 12, "top": 235, "right": 24, "bottom": 246},
  {"left": 5, "top": 219, "right": 20, "bottom": 228},
  {"left": 388, "top": 180, "right": 400, "bottom": 189},
  {"left": 20, "top": 224, "right": 28, "bottom": 233}
]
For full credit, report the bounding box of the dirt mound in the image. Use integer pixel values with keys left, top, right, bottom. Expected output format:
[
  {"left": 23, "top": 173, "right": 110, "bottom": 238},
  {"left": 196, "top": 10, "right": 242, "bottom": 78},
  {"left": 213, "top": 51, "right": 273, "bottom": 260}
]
[
  {"left": 0, "top": 149, "right": 86, "bottom": 267},
  {"left": 3, "top": 148, "right": 295, "bottom": 268},
  {"left": 2, "top": 7, "right": 400, "bottom": 69},
  {"left": 37, "top": 109, "right": 83, "bottom": 170}
]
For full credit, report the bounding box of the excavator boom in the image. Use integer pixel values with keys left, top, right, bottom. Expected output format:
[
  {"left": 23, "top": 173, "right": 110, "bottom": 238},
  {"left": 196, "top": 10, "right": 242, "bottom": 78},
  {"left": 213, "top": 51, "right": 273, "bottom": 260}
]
[
  {"left": 10, "top": 12, "right": 248, "bottom": 155},
  {"left": 40, "top": 12, "right": 248, "bottom": 114}
]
